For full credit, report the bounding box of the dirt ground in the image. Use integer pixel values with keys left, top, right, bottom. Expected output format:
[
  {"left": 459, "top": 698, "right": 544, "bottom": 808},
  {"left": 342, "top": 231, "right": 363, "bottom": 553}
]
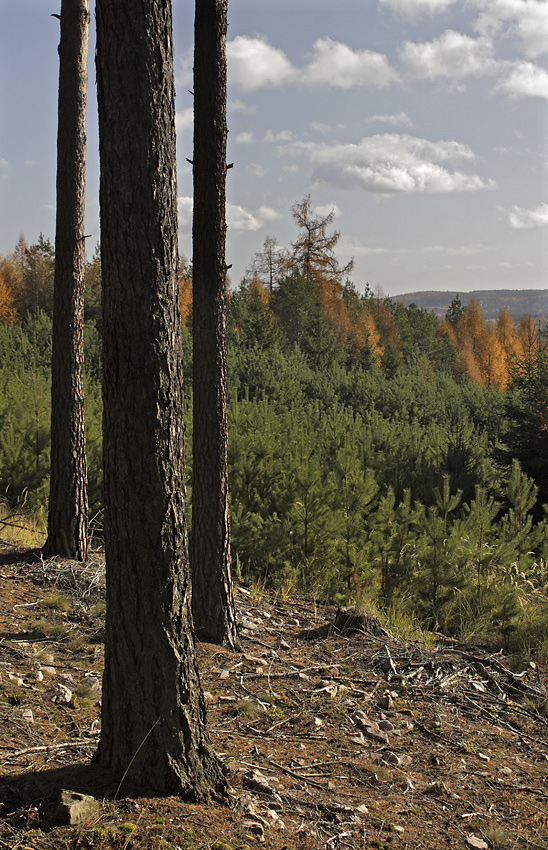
[{"left": 0, "top": 544, "right": 547, "bottom": 850}]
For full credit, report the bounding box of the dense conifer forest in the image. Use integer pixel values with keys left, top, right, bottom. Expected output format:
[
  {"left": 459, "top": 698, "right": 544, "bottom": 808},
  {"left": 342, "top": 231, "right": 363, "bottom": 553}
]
[{"left": 1, "top": 217, "right": 547, "bottom": 656}]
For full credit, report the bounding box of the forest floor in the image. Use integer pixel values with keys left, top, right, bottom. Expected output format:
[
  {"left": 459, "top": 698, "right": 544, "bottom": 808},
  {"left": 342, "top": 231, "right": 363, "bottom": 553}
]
[{"left": 0, "top": 544, "right": 547, "bottom": 850}]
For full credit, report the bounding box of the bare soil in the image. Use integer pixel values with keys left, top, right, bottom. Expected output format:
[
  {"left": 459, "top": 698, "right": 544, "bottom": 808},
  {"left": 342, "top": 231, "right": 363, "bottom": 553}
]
[{"left": 0, "top": 545, "right": 547, "bottom": 850}]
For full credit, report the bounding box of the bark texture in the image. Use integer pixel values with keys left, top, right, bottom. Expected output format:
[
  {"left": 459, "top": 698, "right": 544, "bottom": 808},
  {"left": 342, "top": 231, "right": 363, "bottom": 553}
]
[
  {"left": 95, "top": 0, "right": 227, "bottom": 799},
  {"left": 192, "top": 0, "right": 240, "bottom": 650},
  {"left": 44, "top": 0, "right": 89, "bottom": 560}
]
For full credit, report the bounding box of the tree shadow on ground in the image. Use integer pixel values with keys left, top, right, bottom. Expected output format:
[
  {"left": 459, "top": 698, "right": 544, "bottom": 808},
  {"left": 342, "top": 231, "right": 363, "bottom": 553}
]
[{"left": 0, "top": 762, "right": 154, "bottom": 827}]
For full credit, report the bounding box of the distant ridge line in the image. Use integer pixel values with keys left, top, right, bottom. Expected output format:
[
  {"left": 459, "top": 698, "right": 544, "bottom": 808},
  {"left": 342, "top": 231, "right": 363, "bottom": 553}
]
[{"left": 391, "top": 288, "right": 548, "bottom": 321}]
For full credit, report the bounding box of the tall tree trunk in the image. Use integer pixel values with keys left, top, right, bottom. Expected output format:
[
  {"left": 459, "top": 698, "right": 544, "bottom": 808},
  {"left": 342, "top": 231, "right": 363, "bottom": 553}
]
[
  {"left": 44, "top": 0, "right": 89, "bottom": 561},
  {"left": 192, "top": 0, "right": 240, "bottom": 650},
  {"left": 95, "top": 0, "right": 228, "bottom": 799}
]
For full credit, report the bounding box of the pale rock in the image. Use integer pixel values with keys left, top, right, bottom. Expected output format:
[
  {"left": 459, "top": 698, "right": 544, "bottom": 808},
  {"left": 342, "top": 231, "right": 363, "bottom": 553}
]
[
  {"left": 55, "top": 790, "right": 99, "bottom": 825},
  {"left": 242, "top": 769, "right": 276, "bottom": 795},
  {"left": 53, "top": 683, "right": 73, "bottom": 705},
  {"left": 85, "top": 675, "right": 101, "bottom": 692},
  {"left": 22, "top": 708, "right": 34, "bottom": 722},
  {"left": 466, "top": 835, "right": 489, "bottom": 850},
  {"left": 243, "top": 819, "right": 265, "bottom": 841}
]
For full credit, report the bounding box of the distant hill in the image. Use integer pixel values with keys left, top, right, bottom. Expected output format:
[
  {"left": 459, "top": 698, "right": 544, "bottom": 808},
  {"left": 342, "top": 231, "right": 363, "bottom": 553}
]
[{"left": 391, "top": 289, "right": 548, "bottom": 322}]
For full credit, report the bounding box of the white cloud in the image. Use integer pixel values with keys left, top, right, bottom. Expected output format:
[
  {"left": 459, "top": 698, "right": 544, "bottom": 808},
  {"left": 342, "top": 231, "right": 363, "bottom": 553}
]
[
  {"left": 400, "top": 30, "right": 496, "bottom": 80},
  {"left": 176, "top": 48, "right": 193, "bottom": 87},
  {"left": 227, "top": 35, "right": 398, "bottom": 91},
  {"left": 227, "top": 203, "right": 283, "bottom": 233},
  {"left": 235, "top": 131, "right": 255, "bottom": 144},
  {"left": 176, "top": 107, "right": 193, "bottom": 133},
  {"left": 471, "top": 0, "right": 548, "bottom": 59},
  {"left": 178, "top": 196, "right": 193, "bottom": 227},
  {"left": 24, "top": 160, "right": 36, "bottom": 168},
  {"left": 506, "top": 203, "right": 548, "bottom": 228},
  {"left": 493, "top": 60, "right": 548, "bottom": 99},
  {"left": 314, "top": 202, "right": 342, "bottom": 218},
  {"left": 379, "top": 0, "right": 457, "bottom": 18},
  {"left": 369, "top": 111, "right": 413, "bottom": 127},
  {"left": 264, "top": 129, "right": 297, "bottom": 143},
  {"left": 227, "top": 35, "right": 296, "bottom": 91},
  {"left": 247, "top": 163, "right": 265, "bottom": 177},
  {"left": 256, "top": 205, "right": 282, "bottom": 222},
  {"left": 178, "top": 194, "right": 281, "bottom": 233},
  {"left": 310, "top": 121, "right": 347, "bottom": 134},
  {"left": 278, "top": 133, "right": 496, "bottom": 195},
  {"left": 228, "top": 99, "right": 257, "bottom": 114},
  {"left": 422, "top": 243, "right": 489, "bottom": 255},
  {"left": 301, "top": 37, "right": 399, "bottom": 88},
  {"left": 0, "top": 158, "right": 10, "bottom": 169}
]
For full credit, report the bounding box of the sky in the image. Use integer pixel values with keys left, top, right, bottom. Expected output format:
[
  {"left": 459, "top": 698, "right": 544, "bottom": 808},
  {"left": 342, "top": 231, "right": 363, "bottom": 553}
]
[{"left": 1, "top": 0, "right": 547, "bottom": 297}]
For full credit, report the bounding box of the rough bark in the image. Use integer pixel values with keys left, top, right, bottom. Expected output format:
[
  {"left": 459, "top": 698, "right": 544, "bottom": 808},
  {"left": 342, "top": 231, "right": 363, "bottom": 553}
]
[
  {"left": 95, "top": 0, "right": 228, "bottom": 800},
  {"left": 44, "top": 0, "right": 89, "bottom": 561},
  {"left": 191, "top": 0, "right": 241, "bottom": 650}
]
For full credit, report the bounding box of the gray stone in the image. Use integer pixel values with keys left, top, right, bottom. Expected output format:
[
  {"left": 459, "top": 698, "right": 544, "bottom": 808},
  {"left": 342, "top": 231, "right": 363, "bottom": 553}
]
[{"left": 55, "top": 790, "right": 99, "bottom": 825}]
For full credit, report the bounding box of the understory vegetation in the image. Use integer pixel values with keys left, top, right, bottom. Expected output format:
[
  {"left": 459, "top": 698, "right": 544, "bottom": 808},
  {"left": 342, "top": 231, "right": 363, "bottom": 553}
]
[{"left": 1, "top": 224, "right": 548, "bottom": 657}]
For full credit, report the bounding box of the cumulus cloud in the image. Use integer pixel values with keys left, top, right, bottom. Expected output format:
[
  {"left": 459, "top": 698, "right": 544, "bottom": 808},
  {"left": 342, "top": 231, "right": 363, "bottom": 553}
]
[
  {"left": 176, "top": 48, "right": 193, "bottom": 87},
  {"left": 264, "top": 129, "right": 297, "bottom": 143},
  {"left": 227, "top": 34, "right": 398, "bottom": 91},
  {"left": 178, "top": 196, "right": 193, "bottom": 228},
  {"left": 235, "top": 131, "right": 255, "bottom": 144},
  {"left": 176, "top": 107, "right": 193, "bottom": 133},
  {"left": 301, "top": 37, "right": 400, "bottom": 88},
  {"left": 227, "top": 35, "right": 296, "bottom": 91},
  {"left": 400, "top": 30, "right": 496, "bottom": 80},
  {"left": 311, "top": 121, "right": 347, "bottom": 134},
  {"left": 278, "top": 133, "right": 496, "bottom": 195},
  {"left": 506, "top": 203, "right": 548, "bottom": 228},
  {"left": 178, "top": 194, "right": 279, "bottom": 233},
  {"left": 471, "top": 0, "right": 548, "bottom": 59},
  {"left": 493, "top": 60, "right": 548, "bottom": 99},
  {"left": 369, "top": 111, "right": 413, "bottom": 127},
  {"left": 379, "top": 0, "right": 457, "bottom": 18},
  {"left": 227, "top": 203, "right": 283, "bottom": 233},
  {"left": 256, "top": 205, "right": 283, "bottom": 221},
  {"left": 229, "top": 99, "right": 257, "bottom": 114},
  {"left": 247, "top": 163, "right": 266, "bottom": 177},
  {"left": 314, "top": 202, "right": 342, "bottom": 218}
]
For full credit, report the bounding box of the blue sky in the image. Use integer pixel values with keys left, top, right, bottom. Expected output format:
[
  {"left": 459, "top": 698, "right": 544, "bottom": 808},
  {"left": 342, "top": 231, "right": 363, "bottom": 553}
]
[{"left": 1, "top": 0, "right": 547, "bottom": 296}]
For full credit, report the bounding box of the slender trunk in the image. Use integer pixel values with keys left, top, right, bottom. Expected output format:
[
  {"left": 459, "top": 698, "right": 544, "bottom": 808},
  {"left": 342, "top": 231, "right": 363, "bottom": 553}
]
[
  {"left": 95, "top": 0, "right": 228, "bottom": 799},
  {"left": 44, "top": 0, "right": 89, "bottom": 561},
  {"left": 191, "top": 0, "right": 240, "bottom": 650}
]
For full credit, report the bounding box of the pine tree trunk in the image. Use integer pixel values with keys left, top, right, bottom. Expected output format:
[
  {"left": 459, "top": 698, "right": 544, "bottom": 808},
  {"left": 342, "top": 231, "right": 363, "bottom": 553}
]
[
  {"left": 95, "top": 0, "right": 228, "bottom": 799},
  {"left": 191, "top": 0, "right": 240, "bottom": 650},
  {"left": 44, "top": 0, "right": 89, "bottom": 561}
]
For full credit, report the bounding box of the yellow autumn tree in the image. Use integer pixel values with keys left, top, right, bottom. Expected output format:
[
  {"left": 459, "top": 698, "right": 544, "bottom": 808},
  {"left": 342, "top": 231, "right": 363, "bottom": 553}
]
[
  {"left": 0, "top": 257, "right": 19, "bottom": 324},
  {"left": 178, "top": 255, "right": 192, "bottom": 329},
  {"left": 476, "top": 323, "right": 508, "bottom": 389}
]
